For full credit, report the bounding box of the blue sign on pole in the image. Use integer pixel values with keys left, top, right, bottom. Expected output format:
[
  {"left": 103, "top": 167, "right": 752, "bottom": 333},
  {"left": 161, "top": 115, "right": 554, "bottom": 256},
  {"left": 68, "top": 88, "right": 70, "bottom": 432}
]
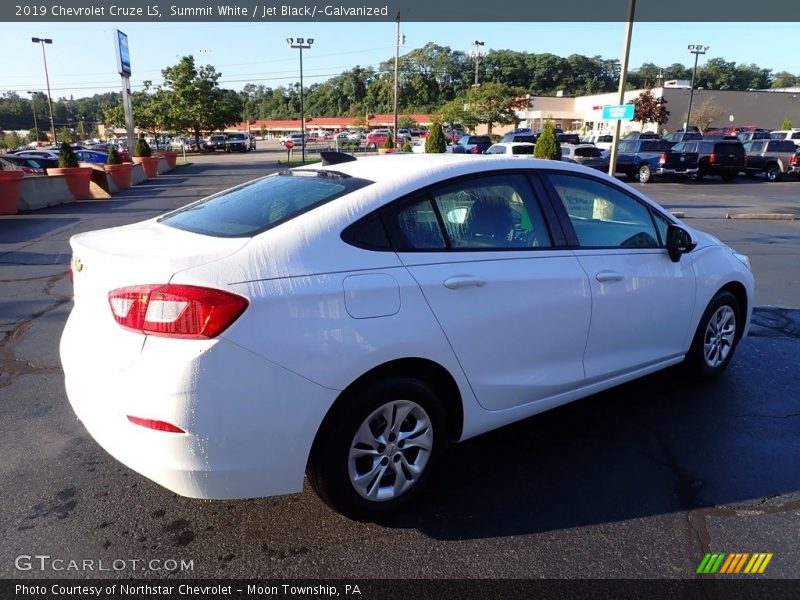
[{"left": 602, "top": 104, "right": 635, "bottom": 120}]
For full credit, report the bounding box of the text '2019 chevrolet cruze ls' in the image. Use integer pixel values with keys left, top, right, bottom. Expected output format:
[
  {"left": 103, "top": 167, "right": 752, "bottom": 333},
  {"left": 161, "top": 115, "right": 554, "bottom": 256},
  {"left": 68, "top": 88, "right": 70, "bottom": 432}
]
[{"left": 61, "top": 153, "right": 754, "bottom": 520}]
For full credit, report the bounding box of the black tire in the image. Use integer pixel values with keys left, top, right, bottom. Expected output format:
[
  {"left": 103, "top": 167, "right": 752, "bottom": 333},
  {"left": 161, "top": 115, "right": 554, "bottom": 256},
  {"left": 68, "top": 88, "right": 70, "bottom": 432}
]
[
  {"left": 745, "top": 171, "right": 756, "bottom": 178},
  {"left": 694, "top": 169, "right": 705, "bottom": 181},
  {"left": 765, "top": 164, "right": 780, "bottom": 182},
  {"left": 308, "top": 377, "right": 447, "bottom": 521},
  {"left": 638, "top": 164, "right": 652, "bottom": 183},
  {"left": 625, "top": 170, "right": 637, "bottom": 181},
  {"left": 684, "top": 291, "right": 741, "bottom": 380}
]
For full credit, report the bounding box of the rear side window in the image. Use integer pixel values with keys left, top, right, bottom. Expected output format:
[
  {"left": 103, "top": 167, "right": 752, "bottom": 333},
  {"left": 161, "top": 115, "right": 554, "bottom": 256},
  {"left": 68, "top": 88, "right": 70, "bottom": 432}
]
[
  {"left": 575, "top": 147, "right": 602, "bottom": 158},
  {"left": 160, "top": 171, "right": 372, "bottom": 237},
  {"left": 511, "top": 145, "right": 534, "bottom": 155},
  {"left": 640, "top": 141, "right": 661, "bottom": 152}
]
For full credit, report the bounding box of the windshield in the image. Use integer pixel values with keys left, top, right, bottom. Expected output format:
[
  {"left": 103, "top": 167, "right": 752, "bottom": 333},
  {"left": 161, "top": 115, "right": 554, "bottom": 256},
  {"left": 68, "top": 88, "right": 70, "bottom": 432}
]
[{"left": 160, "top": 171, "right": 373, "bottom": 238}]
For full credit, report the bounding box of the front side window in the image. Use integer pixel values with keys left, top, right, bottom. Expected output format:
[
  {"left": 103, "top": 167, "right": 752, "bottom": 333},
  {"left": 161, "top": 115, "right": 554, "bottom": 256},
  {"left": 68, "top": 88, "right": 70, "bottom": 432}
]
[
  {"left": 430, "top": 174, "right": 552, "bottom": 249},
  {"left": 548, "top": 174, "right": 660, "bottom": 249}
]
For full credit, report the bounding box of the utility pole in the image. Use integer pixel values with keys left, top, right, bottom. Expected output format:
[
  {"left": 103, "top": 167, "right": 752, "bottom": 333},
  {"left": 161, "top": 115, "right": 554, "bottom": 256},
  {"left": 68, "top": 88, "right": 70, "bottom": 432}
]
[
  {"left": 27, "top": 91, "right": 39, "bottom": 146},
  {"left": 607, "top": 0, "right": 636, "bottom": 178},
  {"left": 31, "top": 37, "right": 57, "bottom": 144},
  {"left": 393, "top": 12, "right": 401, "bottom": 147}
]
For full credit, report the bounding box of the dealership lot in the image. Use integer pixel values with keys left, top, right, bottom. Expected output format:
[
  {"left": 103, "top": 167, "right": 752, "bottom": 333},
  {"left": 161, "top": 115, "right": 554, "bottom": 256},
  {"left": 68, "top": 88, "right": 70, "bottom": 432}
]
[{"left": 0, "top": 149, "right": 798, "bottom": 579}]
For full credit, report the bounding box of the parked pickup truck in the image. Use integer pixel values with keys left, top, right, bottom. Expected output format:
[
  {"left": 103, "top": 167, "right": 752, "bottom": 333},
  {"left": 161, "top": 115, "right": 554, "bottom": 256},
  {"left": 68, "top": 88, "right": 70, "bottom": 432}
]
[
  {"left": 742, "top": 139, "right": 799, "bottom": 181},
  {"left": 655, "top": 142, "right": 700, "bottom": 179},
  {"left": 614, "top": 139, "right": 676, "bottom": 183}
]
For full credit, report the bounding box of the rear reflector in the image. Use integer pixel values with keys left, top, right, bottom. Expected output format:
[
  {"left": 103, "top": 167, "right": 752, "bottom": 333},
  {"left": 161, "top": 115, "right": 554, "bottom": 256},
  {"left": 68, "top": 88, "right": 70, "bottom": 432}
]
[
  {"left": 108, "top": 284, "right": 248, "bottom": 339},
  {"left": 127, "top": 415, "right": 185, "bottom": 433}
]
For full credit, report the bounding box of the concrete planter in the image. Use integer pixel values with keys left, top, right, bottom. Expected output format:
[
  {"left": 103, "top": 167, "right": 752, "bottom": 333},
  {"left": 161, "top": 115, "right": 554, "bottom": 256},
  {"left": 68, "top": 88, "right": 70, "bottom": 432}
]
[
  {"left": 104, "top": 163, "right": 133, "bottom": 189},
  {"left": 47, "top": 167, "right": 93, "bottom": 200},
  {"left": 0, "top": 170, "right": 24, "bottom": 214},
  {"left": 132, "top": 156, "right": 159, "bottom": 178},
  {"left": 157, "top": 151, "right": 178, "bottom": 170}
]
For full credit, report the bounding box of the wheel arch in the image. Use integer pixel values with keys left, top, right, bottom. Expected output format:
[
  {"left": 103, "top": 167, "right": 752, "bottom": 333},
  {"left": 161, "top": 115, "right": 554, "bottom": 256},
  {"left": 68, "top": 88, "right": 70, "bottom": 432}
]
[
  {"left": 308, "top": 357, "right": 464, "bottom": 470},
  {"left": 717, "top": 281, "right": 749, "bottom": 339}
]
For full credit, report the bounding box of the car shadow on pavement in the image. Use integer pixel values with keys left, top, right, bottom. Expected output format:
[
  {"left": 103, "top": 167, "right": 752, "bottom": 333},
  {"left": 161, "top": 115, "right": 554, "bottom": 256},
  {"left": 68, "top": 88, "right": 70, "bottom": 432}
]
[
  {"left": 0, "top": 218, "right": 80, "bottom": 243},
  {"left": 383, "top": 341, "right": 800, "bottom": 540}
]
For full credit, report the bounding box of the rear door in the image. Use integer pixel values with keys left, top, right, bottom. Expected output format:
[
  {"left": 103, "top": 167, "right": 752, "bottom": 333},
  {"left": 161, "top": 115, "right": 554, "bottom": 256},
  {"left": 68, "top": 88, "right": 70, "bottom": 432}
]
[{"left": 384, "top": 172, "right": 591, "bottom": 411}]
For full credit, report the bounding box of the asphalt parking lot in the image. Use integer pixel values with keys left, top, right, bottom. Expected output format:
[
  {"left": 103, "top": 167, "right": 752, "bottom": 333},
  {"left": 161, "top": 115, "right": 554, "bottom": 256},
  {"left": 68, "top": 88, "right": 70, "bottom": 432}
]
[{"left": 0, "top": 149, "right": 798, "bottom": 582}]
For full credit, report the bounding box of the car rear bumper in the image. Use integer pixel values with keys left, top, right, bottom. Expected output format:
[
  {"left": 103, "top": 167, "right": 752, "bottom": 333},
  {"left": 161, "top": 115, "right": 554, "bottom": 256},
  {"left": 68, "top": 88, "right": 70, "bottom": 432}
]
[
  {"left": 61, "top": 316, "right": 337, "bottom": 500},
  {"left": 657, "top": 167, "right": 698, "bottom": 175}
]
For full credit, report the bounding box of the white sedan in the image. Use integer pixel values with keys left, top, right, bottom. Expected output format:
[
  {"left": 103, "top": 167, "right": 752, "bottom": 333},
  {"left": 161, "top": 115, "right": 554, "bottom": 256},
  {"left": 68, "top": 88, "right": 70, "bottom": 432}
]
[{"left": 61, "top": 154, "right": 754, "bottom": 520}]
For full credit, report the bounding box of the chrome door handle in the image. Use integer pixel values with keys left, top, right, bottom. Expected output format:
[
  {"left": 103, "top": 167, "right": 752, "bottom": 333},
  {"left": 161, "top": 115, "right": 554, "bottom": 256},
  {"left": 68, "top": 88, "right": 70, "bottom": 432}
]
[
  {"left": 443, "top": 276, "right": 487, "bottom": 290},
  {"left": 595, "top": 271, "right": 624, "bottom": 283}
]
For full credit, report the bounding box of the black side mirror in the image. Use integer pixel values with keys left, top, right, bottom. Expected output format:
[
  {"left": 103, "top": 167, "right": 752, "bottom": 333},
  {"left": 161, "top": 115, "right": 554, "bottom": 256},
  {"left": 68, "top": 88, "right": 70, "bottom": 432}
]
[{"left": 666, "top": 224, "right": 696, "bottom": 262}]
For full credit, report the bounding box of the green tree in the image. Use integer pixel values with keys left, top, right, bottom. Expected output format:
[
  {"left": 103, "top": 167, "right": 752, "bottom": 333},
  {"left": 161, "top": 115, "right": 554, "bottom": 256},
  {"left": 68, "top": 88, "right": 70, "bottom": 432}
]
[
  {"left": 437, "top": 98, "right": 478, "bottom": 131},
  {"left": 533, "top": 120, "right": 561, "bottom": 160},
  {"left": 424, "top": 121, "right": 447, "bottom": 153},
  {"left": 629, "top": 89, "right": 670, "bottom": 127},
  {"left": 465, "top": 82, "right": 528, "bottom": 135},
  {"left": 781, "top": 118, "right": 793, "bottom": 130},
  {"left": 160, "top": 56, "right": 242, "bottom": 149},
  {"left": 398, "top": 116, "right": 416, "bottom": 129},
  {"left": 772, "top": 71, "right": 798, "bottom": 89}
]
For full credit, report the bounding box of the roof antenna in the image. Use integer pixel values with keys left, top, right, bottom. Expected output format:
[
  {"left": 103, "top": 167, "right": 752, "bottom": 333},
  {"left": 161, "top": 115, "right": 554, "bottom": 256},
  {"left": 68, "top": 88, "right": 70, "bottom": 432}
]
[{"left": 320, "top": 151, "right": 357, "bottom": 166}]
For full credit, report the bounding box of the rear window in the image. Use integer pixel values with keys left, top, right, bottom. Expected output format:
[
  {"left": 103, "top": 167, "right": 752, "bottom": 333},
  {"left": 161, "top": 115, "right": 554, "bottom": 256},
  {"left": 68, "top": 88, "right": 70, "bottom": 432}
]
[
  {"left": 769, "top": 141, "right": 796, "bottom": 152},
  {"left": 574, "top": 147, "right": 603, "bottom": 158},
  {"left": 159, "top": 171, "right": 373, "bottom": 238},
  {"left": 228, "top": 133, "right": 247, "bottom": 140},
  {"left": 511, "top": 145, "right": 534, "bottom": 155},
  {"left": 513, "top": 135, "right": 537, "bottom": 143},
  {"left": 715, "top": 142, "right": 744, "bottom": 154}
]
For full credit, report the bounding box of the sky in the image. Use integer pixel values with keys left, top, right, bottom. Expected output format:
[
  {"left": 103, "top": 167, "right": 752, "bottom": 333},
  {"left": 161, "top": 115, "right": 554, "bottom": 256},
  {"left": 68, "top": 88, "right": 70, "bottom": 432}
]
[{"left": 2, "top": 22, "right": 799, "bottom": 100}]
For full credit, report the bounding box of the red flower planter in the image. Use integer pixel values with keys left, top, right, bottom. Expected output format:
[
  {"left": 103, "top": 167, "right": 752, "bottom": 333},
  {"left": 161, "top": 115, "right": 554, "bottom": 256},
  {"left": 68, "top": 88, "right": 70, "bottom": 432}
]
[
  {"left": 47, "top": 167, "right": 94, "bottom": 200},
  {"left": 104, "top": 163, "right": 133, "bottom": 189},
  {"left": 0, "top": 171, "right": 24, "bottom": 214},
  {"left": 132, "top": 156, "right": 159, "bottom": 178}
]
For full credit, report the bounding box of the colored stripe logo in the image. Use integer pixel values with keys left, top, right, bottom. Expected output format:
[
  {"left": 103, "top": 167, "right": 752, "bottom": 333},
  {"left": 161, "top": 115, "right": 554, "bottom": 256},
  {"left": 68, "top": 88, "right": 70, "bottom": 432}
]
[{"left": 697, "top": 553, "right": 773, "bottom": 574}]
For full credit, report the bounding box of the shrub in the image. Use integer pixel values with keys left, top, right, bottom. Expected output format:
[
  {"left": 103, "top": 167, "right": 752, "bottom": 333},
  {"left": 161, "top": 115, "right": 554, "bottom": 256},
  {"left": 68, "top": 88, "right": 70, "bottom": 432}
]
[
  {"left": 106, "top": 147, "right": 122, "bottom": 165},
  {"left": 533, "top": 121, "right": 561, "bottom": 161},
  {"left": 133, "top": 138, "right": 152, "bottom": 158},
  {"left": 424, "top": 122, "right": 447, "bottom": 154},
  {"left": 382, "top": 135, "right": 395, "bottom": 150},
  {"left": 490, "top": 134, "right": 502, "bottom": 143},
  {"left": 781, "top": 118, "right": 793, "bottom": 130},
  {"left": 58, "top": 142, "right": 79, "bottom": 168},
  {"left": 401, "top": 140, "right": 412, "bottom": 152}
]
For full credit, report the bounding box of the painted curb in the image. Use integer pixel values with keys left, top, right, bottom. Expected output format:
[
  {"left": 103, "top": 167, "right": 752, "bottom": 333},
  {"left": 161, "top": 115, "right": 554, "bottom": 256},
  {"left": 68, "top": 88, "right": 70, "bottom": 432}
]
[{"left": 726, "top": 213, "right": 797, "bottom": 220}]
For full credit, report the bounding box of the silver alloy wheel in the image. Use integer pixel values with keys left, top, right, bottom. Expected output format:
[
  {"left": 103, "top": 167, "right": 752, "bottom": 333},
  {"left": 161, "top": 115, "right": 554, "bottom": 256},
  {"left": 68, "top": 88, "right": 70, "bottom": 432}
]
[
  {"left": 348, "top": 400, "right": 433, "bottom": 502},
  {"left": 703, "top": 305, "right": 737, "bottom": 368}
]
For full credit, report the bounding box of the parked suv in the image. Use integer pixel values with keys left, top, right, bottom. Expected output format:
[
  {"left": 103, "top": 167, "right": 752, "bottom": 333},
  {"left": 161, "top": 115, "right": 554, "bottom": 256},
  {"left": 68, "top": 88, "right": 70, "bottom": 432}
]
[
  {"left": 743, "top": 139, "right": 799, "bottom": 181},
  {"left": 203, "top": 134, "right": 228, "bottom": 152},
  {"left": 694, "top": 139, "right": 746, "bottom": 181},
  {"left": 225, "top": 132, "right": 252, "bottom": 153},
  {"left": 499, "top": 133, "right": 538, "bottom": 144},
  {"left": 456, "top": 135, "right": 493, "bottom": 154},
  {"left": 769, "top": 129, "right": 800, "bottom": 147}
]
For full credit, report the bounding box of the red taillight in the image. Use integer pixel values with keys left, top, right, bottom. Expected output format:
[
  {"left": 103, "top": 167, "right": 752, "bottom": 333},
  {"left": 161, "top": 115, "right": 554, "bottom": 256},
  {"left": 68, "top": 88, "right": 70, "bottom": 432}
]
[
  {"left": 108, "top": 284, "right": 248, "bottom": 339},
  {"left": 790, "top": 154, "right": 799, "bottom": 166},
  {"left": 709, "top": 152, "right": 717, "bottom": 164},
  {"left": 127, "top": 415, "right": 185, "bottom": 433},
  {"left": 21, "top": 167, "right": 40, "bottom": 174},
  {"left": 658, "top": 153, "right": 667, "bottom": 165},
  {"left": 472, "top": 145, "right": 479, "bottom": 154}
]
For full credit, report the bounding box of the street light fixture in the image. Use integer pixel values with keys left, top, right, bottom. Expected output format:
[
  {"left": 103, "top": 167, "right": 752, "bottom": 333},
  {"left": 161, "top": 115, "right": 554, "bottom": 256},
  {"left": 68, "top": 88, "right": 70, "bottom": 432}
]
[
  {"left": 471, "top": 40, "right": 485, "bottom": 88},
  {"left": 287, "top": 37, "right": 313, "bottom": 162},
  {"left": 26, "top": 91, "right": 39, "bottom": 146},
  {"left": 685, "top": 44, "right": 709, "bottom": 132},
  {"left": 31, "top": 37, "right": 57, "bottom": 144}
]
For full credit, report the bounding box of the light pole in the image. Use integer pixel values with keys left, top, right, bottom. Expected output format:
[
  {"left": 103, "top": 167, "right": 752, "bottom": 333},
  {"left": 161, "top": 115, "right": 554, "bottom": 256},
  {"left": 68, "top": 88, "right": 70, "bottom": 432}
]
[
  {"left": 393, "top": 12, "right": 404, "bottom": 148},
  {"left": 26, "top": 91, "right": 39, "bottom": 146},
  {"left": 31, "top": 37, "right": 57, "bottom": 144},
  {"left": 471, "top": 40, "right": 485, "bottom": 87},
  {"left": 685, "top": 44, "right": 709, "bottom": 132},
  {"left": 287, "top": 37, "right": 313, "bottom": 162}
]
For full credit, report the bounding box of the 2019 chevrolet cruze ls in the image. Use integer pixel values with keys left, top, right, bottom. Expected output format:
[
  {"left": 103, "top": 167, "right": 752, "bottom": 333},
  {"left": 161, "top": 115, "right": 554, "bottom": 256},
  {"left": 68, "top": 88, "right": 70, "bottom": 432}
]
[{"left": 61, "top": 154, "right": 754, "bottom": 520}]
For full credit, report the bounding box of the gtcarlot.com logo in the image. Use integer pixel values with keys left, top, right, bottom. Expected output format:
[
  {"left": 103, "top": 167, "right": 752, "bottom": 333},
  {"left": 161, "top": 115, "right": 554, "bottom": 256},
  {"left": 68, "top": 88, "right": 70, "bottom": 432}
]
[
  {"left": 696, "top": 552, "right": 773, "bottom": 575},
  {"left": 15, "top": 554, "right": 194, "bottom": 573}
]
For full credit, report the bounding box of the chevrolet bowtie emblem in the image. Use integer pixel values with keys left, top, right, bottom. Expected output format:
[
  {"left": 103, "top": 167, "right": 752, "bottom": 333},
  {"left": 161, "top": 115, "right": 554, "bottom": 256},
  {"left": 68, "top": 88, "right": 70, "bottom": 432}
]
[{"left": 71, "top": 258, "right": 83, "bottom": 273}]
